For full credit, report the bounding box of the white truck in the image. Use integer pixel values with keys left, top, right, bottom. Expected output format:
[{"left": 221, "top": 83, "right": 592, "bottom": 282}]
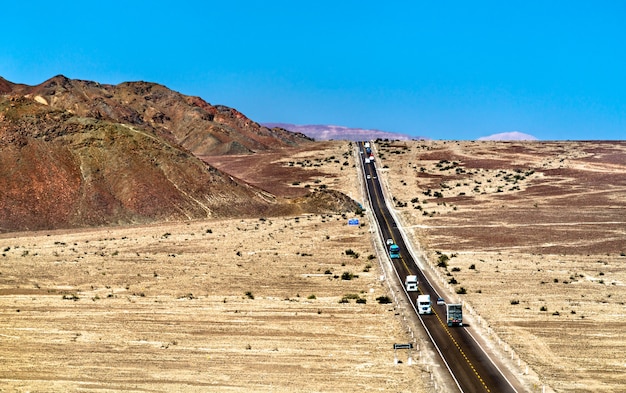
[
  {"left": 404, "top": 275, "right": 418, "bottom": 292},
  {"left": 417, "top": 294, "right": 432, "bottom": 314}
]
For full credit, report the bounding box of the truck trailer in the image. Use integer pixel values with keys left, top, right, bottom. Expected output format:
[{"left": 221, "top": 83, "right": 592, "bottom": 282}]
[
  {"left": 446, "top": 303, "right": 463, "bottom": 326},
  {"left": 405, "top": 275, "right": 418, "bottom": 291}
]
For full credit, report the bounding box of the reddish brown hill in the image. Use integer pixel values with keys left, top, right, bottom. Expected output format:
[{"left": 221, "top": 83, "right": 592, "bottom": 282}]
[
  {"left": 0, "top": 96, "right": 276, "bottom": 231},
  {"left": 8, "top": 75, "right": 312, "bottom": 156},
  {"left": 0, "top": 78, "right": 356, "bottom": 232}
]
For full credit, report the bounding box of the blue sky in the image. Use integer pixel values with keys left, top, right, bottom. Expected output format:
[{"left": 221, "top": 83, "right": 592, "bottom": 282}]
[{"left": 2, "top": 1, "right": 625, "bottom": 140}]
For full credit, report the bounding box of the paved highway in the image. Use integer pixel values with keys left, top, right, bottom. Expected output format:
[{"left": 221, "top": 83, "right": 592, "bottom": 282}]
[{"left": 358, "top": 142, "right": 521, "bottom": 393}]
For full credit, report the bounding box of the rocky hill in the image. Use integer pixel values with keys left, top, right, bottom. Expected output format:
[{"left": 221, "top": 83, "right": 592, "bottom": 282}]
[
  {"left": 0, "top": 76, "right": 355, "bottom": 232},
  {"left": 4, "top": 75, "right": 312, "bottom": 155}
]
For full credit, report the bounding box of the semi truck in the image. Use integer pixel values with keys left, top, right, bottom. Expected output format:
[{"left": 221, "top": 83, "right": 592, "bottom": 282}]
[
  {"left": 405, "top": 275, "right": 418, "bottom": 292},
  {"left": 389, "top": 244, "right": 400, "bottom": 259},
  {"left": 446, "top": 303, "right": 463, "bottom": 326},
  {"left": 417, "top": 294, "right": 432, "bottom": 314}
]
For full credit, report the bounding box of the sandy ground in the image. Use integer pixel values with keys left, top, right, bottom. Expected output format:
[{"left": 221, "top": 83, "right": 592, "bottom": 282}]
[
  {"left": 2, "top": 139, "right": 625, "bottom": 393},
  {"left": 375, "top": 140, "right": 626, "bottom": 393},
  {"left": 0, "top": 142, "right": 431, "bottom": 392}
]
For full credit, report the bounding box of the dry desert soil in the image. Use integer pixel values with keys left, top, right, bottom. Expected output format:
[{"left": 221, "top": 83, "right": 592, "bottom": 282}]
[{"left": 1, "top": 140, "right": 625, "bottom": 393}]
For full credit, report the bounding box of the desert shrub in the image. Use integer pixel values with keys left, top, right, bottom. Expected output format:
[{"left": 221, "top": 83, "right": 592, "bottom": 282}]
[
  {"left": 448, "top": 278, "right": 458, "bottom": 285},
  {"left": 540, "top": 305, "right": 547, "bottom": 311},
  {"left": 437, "top": 254, "right": 450, "bottom": 268},
  {"left": 356, "top": 298, "right": 367, "bottom": 304},
  {"left": 456, "top": 287, "right": 467, "bottom": 294},
  {"left": 376, "top": 296, "right": 392, "bottom": 304},
  {"left": 451, "top": 267, "right": 461, "bottom": 272},
  {"left": 62, "top": 294, "right": 80, "bottom": 301},
  {"left": 341, "top": 272, "right": 354, "bottom": 280},
  {"left": 344, "top": 249, "right": 355, "bottom": 256},
  {"left": 307, "top": 294, "right": 316, "bottom": 299},
  {"left": 245, "top": 291, "right": 254, "bottom": 299},
  {"left": 469, "top": 264, "right": 476, "bottom": 270},
  {"left": 510, "top": 299, "right": 520, "bottom": 305}
]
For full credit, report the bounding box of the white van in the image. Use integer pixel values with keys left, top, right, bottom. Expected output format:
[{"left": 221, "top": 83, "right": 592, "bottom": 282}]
[{"left": 417, "top": 294, "right": 432, "bottom": 314}]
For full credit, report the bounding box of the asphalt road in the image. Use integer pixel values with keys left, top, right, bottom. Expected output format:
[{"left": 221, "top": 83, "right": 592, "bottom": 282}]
[{"left": 359, "top": 142, "right": 520, "bottom": 393}]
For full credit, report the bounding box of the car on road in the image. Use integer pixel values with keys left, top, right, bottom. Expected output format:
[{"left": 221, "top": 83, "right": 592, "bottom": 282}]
[
  {"left": 436, "top": 297, "right": 445, "bottom": 305},
  {"left": 366, "top": 174, "right": 371, "bottom": 179},
  {"left": 386, "top": 239, "right": 394, "bottom": 246}
]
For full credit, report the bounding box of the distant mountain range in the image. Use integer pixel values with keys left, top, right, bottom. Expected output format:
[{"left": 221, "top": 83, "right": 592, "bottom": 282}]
[
  {"left": 477, "top": 131, "right": 538, "bottom": 141},
  {"left": 264, "top": 123, "right": 539, "bottom": 142},
  {"left": 262, "top": 123, "right": 425, "bottom": 141}
]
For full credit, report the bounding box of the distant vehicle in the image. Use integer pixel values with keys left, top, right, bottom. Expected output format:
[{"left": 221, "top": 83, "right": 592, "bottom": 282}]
[
  {"left": 365, "top": 146, "right": 372, "bottom": 155},
  {"left": 369, "top": 155, "right": 375, "bottom": 161},
  {"left": 417, "top": 294, "right": 432, "bottom": 314},
  {"left": 405, "top": 275, "right": 418, "bottom": 292},
  {"left": 366, "top": 174, "right": 371, "bottom": 179},
  {"left": 436, "top": 297, "right": 445, "bottom": 306},
  {"left": 446, "top": 304, "right": 463, "bottom": 327},
  {"left": 389, "top": 243, "right": 400, "bottom": 259},
  {"left": 386, "top": 238, "right": 394, "bottom": 246},
  {"left": 364, "top": 158, "right": 371, "bottom": 164}
]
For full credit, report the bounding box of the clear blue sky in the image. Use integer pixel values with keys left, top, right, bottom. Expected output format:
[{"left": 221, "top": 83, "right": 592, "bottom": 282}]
[{"left": 2, "top": 1, "right": 625, "bottom": 140}]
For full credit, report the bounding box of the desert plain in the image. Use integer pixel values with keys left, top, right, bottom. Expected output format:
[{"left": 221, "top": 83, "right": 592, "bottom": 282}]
[{"left": 1, "top": 140, "right": 625, "bottom": 392}]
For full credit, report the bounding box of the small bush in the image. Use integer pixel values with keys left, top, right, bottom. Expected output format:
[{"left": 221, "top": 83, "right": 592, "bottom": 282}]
[
  {"left": 62, "top": 294, "right": 80, "bottom": 301},
  {"left": 356, "top": 298, "right": 367, "bottom": 304},
  {"left": 376, "top": 296, "right": 392, "bottom": 304},
  {"left": 245, "top": 291, "right": 254, "bottom": 299},
  {"left": 451, "top": 267, "right": 461, "bottom": 272},
  {"left": 341, "top": 272, "right": 354, "bottom": 280},
  {"left": 456, "top": 287, "right": 467, "bottom": 294},
  {"left": 437, "top": 254, "right": 449, "bottom": 268},
  {"left": 307, "top": 294, "right": 316, "bottom": 300},
  {"left": 510, "top": 299, "right": 520, "bottom": 305},
  {"left": 540, "top": 305, "right": 547, "bottom": 312},
  {"left": 469, "top": 264, "right": 476, "bottom": 270}
]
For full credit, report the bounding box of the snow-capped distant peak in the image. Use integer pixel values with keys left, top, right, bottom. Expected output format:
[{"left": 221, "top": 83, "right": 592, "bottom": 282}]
[{"left": 477, "top": 131, "right": 538, "bottom": 141}]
